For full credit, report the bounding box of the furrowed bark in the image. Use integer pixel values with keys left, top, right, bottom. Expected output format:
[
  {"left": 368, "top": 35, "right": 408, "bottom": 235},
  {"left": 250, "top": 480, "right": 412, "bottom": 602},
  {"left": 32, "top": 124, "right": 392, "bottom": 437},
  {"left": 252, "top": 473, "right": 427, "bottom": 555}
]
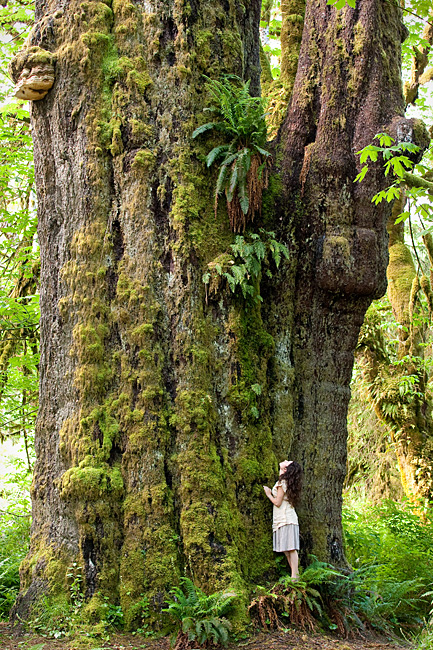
[{"left": 12, "top": 0, "right": 269, "bottom": 626}]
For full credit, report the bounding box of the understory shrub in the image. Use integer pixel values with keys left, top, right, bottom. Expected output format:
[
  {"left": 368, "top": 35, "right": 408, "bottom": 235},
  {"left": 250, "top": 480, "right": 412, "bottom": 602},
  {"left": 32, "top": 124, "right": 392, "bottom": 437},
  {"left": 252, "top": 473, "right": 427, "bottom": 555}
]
[
  {"left": 249, "top": 561, "right": 380, "bottom": 636},
  {"left": 415, "top": 616, "right": 433, "bottom": 650},
  {"left": 0, "top": 512, "right": 29, "bottom": 618},
  {"left": 343, "top": 498, "right": 433, "bottom": 627},
  {"left": 0, "top": 453, "right": 31, "bottom": 619},
  {"left": 163, "top": 577, "right": 237, "bottom": 649}
]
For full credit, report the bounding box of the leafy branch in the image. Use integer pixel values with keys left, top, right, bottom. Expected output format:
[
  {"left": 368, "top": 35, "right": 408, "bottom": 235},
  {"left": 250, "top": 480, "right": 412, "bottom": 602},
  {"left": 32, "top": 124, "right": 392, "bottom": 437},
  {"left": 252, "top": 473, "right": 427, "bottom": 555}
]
[
  {"left": 327, "top": 0, "right": 355, "bottom": 9},
  {"left": 355, "top": 132, "right": 433, "bottom": 226}
]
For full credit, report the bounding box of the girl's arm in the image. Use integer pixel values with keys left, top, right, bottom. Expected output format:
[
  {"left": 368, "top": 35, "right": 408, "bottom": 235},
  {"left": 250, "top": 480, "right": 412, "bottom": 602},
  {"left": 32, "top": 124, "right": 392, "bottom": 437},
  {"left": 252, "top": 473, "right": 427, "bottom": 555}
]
[{"left": 263, "top": 485, "right": 285, "bottom": 507}]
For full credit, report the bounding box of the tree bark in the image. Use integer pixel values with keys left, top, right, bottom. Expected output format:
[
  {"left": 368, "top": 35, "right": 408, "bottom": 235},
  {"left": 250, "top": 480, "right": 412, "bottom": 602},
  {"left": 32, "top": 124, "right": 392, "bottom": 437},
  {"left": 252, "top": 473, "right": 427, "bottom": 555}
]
[{"left": 11, "top": 0, "right": 416, "bottom": 627}]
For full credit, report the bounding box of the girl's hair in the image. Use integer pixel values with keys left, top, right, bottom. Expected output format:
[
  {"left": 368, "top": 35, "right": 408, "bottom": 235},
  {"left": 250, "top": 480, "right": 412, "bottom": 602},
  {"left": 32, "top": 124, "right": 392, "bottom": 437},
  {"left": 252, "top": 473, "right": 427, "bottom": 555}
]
[{"left": 280, "top": 462, "right": 303, "bottom": 507}]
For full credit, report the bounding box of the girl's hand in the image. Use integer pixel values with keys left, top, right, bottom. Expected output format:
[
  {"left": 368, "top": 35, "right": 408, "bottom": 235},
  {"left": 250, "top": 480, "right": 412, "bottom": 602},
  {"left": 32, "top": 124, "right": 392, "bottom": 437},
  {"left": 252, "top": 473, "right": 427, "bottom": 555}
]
[{"left": 263, "top": 486, "right": 272, "bottom": 498}]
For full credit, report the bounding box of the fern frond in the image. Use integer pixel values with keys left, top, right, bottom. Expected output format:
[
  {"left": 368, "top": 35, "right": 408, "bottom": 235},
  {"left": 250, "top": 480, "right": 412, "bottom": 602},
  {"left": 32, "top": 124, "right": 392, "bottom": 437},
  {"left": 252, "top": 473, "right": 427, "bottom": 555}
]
[
  {"left": 216, "top": 163, "right": 229, "bottom": 196},
  {"left": 206, "top": 145, "right": 230, "bottom": 167},
  {"left": 253, "top": 145, "right": 271, "bottom": 157},
  {"left": 252, "top": 238, "right": 266, "bottom": 262},
  {"left": 237, "top": 182, "right": 249, "bottom": 215},
  {"left": 192, "top": 122, "right": 221, "bottom": 138},
  {"left": 227, "top": 161, "right": 238, "bottom": 202}
]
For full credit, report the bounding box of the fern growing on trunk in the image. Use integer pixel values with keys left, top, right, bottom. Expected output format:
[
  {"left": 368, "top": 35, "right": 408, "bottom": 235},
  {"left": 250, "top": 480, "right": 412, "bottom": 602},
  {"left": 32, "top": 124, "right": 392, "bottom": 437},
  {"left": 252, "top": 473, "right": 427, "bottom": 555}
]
[{"left": 192, "top": 76, "right": 270, "bottom": 233}]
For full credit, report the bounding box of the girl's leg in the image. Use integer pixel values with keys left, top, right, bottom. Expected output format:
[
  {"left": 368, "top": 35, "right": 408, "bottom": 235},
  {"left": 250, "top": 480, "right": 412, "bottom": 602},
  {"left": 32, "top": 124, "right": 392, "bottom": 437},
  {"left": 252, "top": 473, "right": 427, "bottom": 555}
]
[
  {"left": 283, "top": 550, "right": 292, "bottom": 570},
  {"left": 288, "top": 550, "right": 299, "bottom": 579}
]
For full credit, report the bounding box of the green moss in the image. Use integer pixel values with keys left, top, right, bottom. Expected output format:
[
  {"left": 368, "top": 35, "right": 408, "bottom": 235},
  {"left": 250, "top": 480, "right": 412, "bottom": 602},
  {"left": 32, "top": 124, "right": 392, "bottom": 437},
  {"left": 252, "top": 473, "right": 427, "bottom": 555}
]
[
  {"left": 195, "top": 30, "right": 213, "bottom": 68},
  {"left": 220, "top": 29, "right": 243, "bottom": 66},
  {"left": 81, "top": 31, "right": 112, "bottom": 48},
  {"left": 108, "top": 117, "right": 122, "bottom": 155},
  {"left": 353, "top": 20, "right": 367, "bottom": 56},
  {"left": 24, "top": 0, "right": 291, "bottom": 630},
  {"left": 129, "top": 118, "right": 153, "bottom": 143},
  {"left": 126, "top": 68, "right": 152, "bottom": 92},
  {"left": 132, "top": 149, "right": 156, "bottom": 171},
  {"left": 387, "top": 241, "right": 416, "bottom": 325},
  {"left": 60, "top": 462, "right": 124, "bottom": 501}
]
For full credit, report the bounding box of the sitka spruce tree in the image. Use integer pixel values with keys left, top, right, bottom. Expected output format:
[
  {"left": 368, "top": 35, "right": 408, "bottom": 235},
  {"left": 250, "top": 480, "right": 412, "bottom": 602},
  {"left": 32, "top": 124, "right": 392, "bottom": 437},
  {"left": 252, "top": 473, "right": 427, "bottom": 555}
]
[{"left": 10, "top": 0, "right": 430, "bottom": 629}]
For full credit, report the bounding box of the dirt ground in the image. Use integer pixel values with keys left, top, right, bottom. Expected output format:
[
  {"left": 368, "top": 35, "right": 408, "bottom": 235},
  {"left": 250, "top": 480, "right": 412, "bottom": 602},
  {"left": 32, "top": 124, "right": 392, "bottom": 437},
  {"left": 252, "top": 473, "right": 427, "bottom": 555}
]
[{"left": 0, "top": 623, "right": 411, "bottom": 650}]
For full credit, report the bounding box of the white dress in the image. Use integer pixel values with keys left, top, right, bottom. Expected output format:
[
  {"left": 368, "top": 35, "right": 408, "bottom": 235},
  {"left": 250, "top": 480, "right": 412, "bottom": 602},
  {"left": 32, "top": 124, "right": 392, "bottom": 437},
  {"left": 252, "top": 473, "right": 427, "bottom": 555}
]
[{"left": 272, "top": 479, "right": 300, "bottom": 552}]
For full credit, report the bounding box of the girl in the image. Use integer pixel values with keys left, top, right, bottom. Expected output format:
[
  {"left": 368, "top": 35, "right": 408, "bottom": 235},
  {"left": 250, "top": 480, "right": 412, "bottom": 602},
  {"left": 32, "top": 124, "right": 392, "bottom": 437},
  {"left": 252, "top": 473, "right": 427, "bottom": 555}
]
[{"left": 263, "top": 460, "right": 303, "bottom": 579}]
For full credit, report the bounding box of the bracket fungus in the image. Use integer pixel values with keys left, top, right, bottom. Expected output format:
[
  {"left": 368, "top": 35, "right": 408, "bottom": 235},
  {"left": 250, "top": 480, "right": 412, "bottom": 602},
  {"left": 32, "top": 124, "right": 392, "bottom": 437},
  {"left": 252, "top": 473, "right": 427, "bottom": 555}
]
[{"left": 8, "top": 46, "right": 55, "bottom": 101}]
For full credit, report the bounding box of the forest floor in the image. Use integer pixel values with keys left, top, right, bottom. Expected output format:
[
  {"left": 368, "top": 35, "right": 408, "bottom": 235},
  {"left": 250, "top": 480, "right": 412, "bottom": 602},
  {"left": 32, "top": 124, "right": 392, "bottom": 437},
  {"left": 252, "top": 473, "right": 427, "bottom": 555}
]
[{"left": 0, "top": 623, "right": 412, "bottom": 650}]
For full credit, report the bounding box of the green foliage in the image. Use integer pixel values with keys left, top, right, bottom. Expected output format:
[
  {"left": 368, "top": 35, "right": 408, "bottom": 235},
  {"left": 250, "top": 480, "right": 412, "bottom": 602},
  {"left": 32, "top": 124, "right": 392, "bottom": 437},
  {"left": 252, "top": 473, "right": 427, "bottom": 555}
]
[
  {"left": 28, "top": 562, "right": 86, "bottom": 639},
  {"left": 0, "top": 0, "right": 39, "bottom": 446},
  {"left": 0, "top": 511, "right": 30, "bottom": 619},
  {"left": 193, "top": 76, "right": 270, "bottom": 230},
  {"left": 29, "top": 595, "right": 75, "bottom": 639},
  {"left": 346, "top": 364, "right": 405, "bottom": 503},
  {"left": 415, "top": 624, "right": 433, "bottom": 650},
  {"left": 343, "top": 499, "right": 433, "bottom": 627},
  {"left": 356, "top": 132, "right": 420, "bottom": 186},
  {"left": 128, "top": 596, "right": 154, "bottom": 636},
  {"left": 327, "top": 0, "right": 356, "bottom": 9},
  {"left": 401, "top": 0, "right": 433, "bottom": 85},
  {"left": 193, "top": 75, "right": 268, "bottom": 155},
  {"left": 250, "top": 561, "right": 335, "bottom": 632},
  {"left": 203, "top": 229, "right": 290, "bottom": 303},
  {"left": 355, "top": 132, "right": 433, "bottom": 228},
  {"left": 29, "top": 572, "right": 126, "bottom": 640},
  {"left": 163, "top": 577, "right": 236, "bottom": 647},
  {"left": 251, "top": 529, "right": 433, "bottom": 638},
  {"left": 0, "top": 450, "right": 31, "bottom": 619}
]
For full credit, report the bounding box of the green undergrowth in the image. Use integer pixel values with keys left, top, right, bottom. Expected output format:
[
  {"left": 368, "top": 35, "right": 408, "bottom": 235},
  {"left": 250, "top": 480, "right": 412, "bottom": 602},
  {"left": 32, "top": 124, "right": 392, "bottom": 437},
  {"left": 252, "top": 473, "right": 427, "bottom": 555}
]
[
  {"left": 3, "top": 494, "right": 433, "bottom": 645},
  {"left": 163, "top": 577, "right": 237, "bottom": 647},
  {"left": 0, "top": 513, "right": 29, "bottom": 619},
  {"left": 343, "top": 497, "right": 433, "bottom": 630},
  {"left": 26, "top": 571, "right": 128, "bottom": 641},
  {"left": 249, "top": 498, "right": 433, "bottom": 640},
  {"left": 0, "top": 452, "right": 31, "bottom": 620},
  {"left": 415, "top": 620, "right": 433, "bottom": 650}
]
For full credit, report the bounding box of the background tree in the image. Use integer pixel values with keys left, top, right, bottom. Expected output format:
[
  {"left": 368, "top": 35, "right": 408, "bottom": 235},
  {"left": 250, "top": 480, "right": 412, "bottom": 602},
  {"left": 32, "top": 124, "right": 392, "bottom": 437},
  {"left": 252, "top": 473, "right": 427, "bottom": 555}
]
[{"left": 8, "top": 0, "right": 428, "bottom": 629}]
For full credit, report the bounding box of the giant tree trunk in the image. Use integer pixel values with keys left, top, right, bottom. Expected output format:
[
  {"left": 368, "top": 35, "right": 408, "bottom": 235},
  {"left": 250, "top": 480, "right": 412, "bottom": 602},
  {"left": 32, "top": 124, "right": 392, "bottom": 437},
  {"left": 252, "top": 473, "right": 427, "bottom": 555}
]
[{"left": 12, "top": 0, "right": 414, "bottom": 627}]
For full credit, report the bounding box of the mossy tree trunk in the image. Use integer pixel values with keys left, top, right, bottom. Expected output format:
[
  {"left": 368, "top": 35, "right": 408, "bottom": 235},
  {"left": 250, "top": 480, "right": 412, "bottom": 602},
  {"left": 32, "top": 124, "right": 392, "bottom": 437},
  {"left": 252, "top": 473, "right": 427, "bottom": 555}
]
[{"left": 12, "top": 0, "right": 418, "bottom": 627}]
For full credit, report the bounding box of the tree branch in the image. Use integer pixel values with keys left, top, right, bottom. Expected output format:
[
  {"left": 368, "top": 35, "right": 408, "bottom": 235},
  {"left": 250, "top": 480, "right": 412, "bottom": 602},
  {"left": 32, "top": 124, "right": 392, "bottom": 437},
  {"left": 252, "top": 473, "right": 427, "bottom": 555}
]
[
  {"left": 402, "top": 170, "right": 433, "bottom": 192},
  {"left": 404, "top": 9, "right": 433, "bottom": 106}
]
